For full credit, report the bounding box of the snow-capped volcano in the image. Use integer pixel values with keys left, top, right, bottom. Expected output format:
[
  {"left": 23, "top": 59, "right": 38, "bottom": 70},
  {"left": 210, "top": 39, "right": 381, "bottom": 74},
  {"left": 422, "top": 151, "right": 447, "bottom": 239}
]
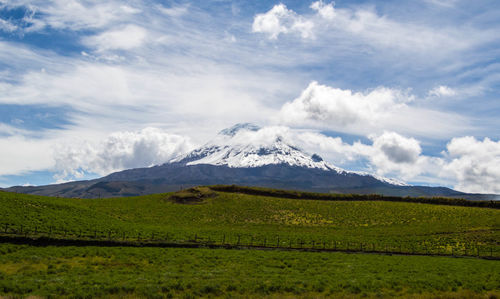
[
  {"left": 171, "top": 123, "right": 344, "bottom": 172},
  {"left": 12, "top": 123, "right": 485, "bottom": 198},
  {"left": 171, "top": 123, "right": 406, "bottom": 186}
]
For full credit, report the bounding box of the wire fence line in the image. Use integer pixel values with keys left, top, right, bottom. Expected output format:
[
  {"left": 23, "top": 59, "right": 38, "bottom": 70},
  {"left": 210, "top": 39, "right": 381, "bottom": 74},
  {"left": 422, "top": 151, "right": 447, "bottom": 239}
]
[{"left": 1, "top": 223, "right": 498, "bottom": 260}]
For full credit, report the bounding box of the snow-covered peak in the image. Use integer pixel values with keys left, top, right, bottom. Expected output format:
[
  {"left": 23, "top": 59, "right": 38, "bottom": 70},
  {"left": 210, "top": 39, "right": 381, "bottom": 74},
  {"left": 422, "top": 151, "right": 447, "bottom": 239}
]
[
  {"left": 171, "top": 124, "right": 344, "bottom": 172},
  {"left": 169, "top": 123, "right": 409, "bottom": 187}
]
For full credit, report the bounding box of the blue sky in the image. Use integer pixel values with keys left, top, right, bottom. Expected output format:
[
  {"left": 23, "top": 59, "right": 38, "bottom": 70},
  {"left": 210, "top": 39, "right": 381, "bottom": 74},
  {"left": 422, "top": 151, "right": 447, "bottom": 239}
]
[{"left": 0, "top": 0, "right": 499, "bottom": 193}]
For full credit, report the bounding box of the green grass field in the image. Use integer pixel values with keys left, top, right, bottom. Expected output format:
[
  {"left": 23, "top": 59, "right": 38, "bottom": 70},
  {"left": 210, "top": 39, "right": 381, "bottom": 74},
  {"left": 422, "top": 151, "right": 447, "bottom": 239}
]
[
  {"left": 0, "top": 187, "right": 499, "bottom": 298},
  {"left": 0, "top": 243, "right": 499, "bottom": 298},
  {"left": 1, "top": 188, "right": 498, "bottom": 255}
]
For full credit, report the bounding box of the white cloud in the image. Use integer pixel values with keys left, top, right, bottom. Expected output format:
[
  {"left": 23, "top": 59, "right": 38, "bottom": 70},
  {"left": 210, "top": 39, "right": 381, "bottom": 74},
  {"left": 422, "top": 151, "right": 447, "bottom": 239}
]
[
  {"left": 0, "top": 135, "right": 54, "bottom": 176},
  {"left": 11, "top": 0, "right": 141, "bottom": 32},
  {"left": 310, "top": 1, "right": 335, "bottom": 20},
  {"left": 0, "top": 123, "right": 32, "bottom": 136},
  {"left": 252, "top": 1, "right": 484, "bottom": 55},
  {"left": 53, "top": 127, "right": 194, "bottom": 181},
  {"left": 280, "top": 81, "right": 411, "bottom": 126},
  {"left": 0, "top": 18, "right": 17, "bottom": 32},
  {"left": 82, "top": 25, "right": 147, "bottom": 51},
  {"left": 372, "top": 132, "right": 422, "bottom": 164},
  {"left": 443, "top": 136, "right": 500, "bottom": 194},
  {"left": 252, "top": 3, "right": 314, "bottom": 39},
  {"left": 428, "top": 85, "right": 457, "bottom": 97},
  {"left": 295, "top": 130, "right": 433, "bottom": 181},
  {"left": 278, "top": 81, "right": 466, "bottom": 138},
  {"left": 363, "top": 132, "right": 439, "bottom": 180}
]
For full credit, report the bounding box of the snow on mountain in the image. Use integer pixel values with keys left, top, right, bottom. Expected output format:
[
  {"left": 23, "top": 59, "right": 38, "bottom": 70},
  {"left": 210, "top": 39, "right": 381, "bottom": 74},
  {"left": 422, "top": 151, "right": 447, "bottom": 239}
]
[
  {"left": 354, "top": 172, "right": 409, "bottom": 187},
  {"left": 172, "top": 123, "right": 343, "bottom": 172},
  {"left": 170, "top": 123, "right": 408, "bottom": 186}
]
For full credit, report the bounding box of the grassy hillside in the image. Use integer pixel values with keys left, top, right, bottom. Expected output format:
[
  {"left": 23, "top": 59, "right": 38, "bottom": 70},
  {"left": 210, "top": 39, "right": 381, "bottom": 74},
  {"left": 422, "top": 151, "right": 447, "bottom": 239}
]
[
  {"left": 0, "top": 187, "right": 499, "bottom": 298},
  {"left": 1, "top": 187, "right": 499, "bottom": 256}
]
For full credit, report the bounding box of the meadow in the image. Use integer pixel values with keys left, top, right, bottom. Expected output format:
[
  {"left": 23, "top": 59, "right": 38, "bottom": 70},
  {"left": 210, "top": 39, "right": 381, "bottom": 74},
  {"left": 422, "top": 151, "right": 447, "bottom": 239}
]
[
  {"left": 0, "top": 243, "right": 499, "bottom": 298},
  {"left": 0, "top": 187, "right": 499, "bottom": 298},
  {"left": 1, "top": 187, "right": 498, "bottom": 256}
]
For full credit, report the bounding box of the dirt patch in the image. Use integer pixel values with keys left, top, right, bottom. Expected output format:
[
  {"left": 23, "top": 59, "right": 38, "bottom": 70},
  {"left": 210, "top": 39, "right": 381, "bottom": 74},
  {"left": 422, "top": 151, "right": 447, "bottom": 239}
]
[{"left": 168, "top": 187, "right": 217, "bottom": 204}]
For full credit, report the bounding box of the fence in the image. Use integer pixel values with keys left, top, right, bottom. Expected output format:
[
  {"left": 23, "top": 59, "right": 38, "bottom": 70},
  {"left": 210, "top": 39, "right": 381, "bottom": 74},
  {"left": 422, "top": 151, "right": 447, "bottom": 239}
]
[{"left": 1, "top": 223, "right": 498, "bottom": 259}]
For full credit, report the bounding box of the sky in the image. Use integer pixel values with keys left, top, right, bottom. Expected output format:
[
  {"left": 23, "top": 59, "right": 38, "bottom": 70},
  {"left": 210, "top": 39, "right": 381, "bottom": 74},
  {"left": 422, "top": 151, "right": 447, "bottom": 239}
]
[{"left": 0, "top": 0, "right": 499, "bottom": 193}]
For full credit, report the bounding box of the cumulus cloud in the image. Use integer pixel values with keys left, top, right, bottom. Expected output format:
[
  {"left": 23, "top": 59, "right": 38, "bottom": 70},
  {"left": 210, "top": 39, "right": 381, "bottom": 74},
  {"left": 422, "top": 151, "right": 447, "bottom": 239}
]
[
  {"left": 428, "top": 85, "right": 457, "bottom": 97},
  {"left": 252, "top": 3, "right": 314, "bottom": 39},
  {"left": 278, "top": 81, "right": 465, "bottom": 138},
  {"left": 310, "top": 1, "right": 335, "bottom": 20},
  {"left": 82, "top": 24, "right": 148, "bottom": 51},
  {"left": 53, "top": 127, "right": 194, "bottom": 181},
  {"left": 363, "top": 132, "right": 439, "bottom": 180},
  {"left": 292, "top": 130, "right": 445, "bottom": 183},
  {"left": 443, "top": 137, "right": 500, "bottom": 193},
  {"left": 280, "top": 81, "right": 410, "bottom": 126},
  {"left": 372, "top": 132, "right": 421, "bottom": 164}
]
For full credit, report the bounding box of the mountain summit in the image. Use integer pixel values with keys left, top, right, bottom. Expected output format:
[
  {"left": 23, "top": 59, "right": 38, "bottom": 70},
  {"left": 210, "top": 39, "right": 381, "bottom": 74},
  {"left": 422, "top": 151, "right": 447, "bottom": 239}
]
[
  {"left": 171, "top": 123, "right": 406, "bottom": 186},
  {"left": 171, "top": 123, "right": 342, "bottom": 172},
  {"left": 5, "top": 123, "right": 474, "bottom": 199}
]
